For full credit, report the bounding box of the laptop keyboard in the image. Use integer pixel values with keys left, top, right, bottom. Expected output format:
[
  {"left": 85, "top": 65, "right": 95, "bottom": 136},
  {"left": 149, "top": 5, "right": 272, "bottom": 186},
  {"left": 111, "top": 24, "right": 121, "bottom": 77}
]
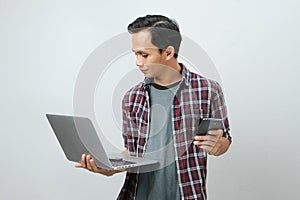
[{"left": 109, "top": 158, "right": 136, "bottom": 167}]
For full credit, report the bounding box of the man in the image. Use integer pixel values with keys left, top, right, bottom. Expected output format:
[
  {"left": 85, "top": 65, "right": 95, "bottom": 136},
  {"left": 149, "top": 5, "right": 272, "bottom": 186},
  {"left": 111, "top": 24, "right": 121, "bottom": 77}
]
[{"left": 76, "top": 15, "right": 232, "bottom": 200}]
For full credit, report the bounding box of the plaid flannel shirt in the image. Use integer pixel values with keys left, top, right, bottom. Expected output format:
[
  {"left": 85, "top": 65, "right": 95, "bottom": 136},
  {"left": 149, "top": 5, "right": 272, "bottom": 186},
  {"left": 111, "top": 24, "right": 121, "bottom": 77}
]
[{"left": 117, "top": 63, "right": 231, "bottom": 200}]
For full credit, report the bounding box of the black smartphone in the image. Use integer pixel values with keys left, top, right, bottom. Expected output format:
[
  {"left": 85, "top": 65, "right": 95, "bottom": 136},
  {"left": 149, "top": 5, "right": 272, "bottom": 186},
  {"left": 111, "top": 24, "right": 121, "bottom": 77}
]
[{"left": 197, "top": 118, "right": 224, "bottom": 135}]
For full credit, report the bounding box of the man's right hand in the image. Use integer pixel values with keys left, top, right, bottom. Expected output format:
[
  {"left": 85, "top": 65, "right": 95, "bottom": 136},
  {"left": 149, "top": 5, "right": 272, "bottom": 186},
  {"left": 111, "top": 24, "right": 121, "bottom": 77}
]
[{"left": 75, "top": 154, "right": 124, "bottom": 176}]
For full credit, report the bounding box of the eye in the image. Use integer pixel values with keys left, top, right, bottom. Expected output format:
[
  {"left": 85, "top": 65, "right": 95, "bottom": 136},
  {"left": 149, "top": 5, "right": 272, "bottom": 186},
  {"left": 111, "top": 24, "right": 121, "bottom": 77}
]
[
  {"left": 132, "top": 51, "right": 148, "bottom": 58},
  {"left": 141, "top": 54, "right": 148, "bottom": 58}
]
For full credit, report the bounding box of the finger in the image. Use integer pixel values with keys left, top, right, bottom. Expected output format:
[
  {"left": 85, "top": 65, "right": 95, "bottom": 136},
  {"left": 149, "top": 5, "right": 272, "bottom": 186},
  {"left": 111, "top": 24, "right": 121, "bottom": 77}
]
[
  {"left": 194, "top": 135, "right": 205, "bottom": 141},
  {"left": 94, "top": 167, "right": 116, "bottom": 176},
  {"left": 80, "top": 154, "right": 87, "bottom": 168},
  {"left": 89, "top": 158, "right": 123, "bottom": 175},
  {"left": 86, "top": 155, "right": 93, "bottom": 171},
  {"left": 195, "top": 134, "right": 219, "bottom": 140},
  {"left": 105, "top": 169, "right": 124, "bottom": 176},
  {"left": 194, "top": 140, "right": 213, "bottom": 153},
  {"left": 193, "top": 140, "right": 214, "bottom": 147},
  {"left": 90, "top": 159, "right": 99, "bottom": 172},
  {"left": 205, "top": 135, "right": 219, "bottom": 143},
  {"left": 75, "top": 162, "right": 83, "bottom": 168},
  {"left": 197, "top": 145, "right": 212, "bottom": 153},
  {"left": 200, "top": 140, "right": 216, "bottom": 147},
  {"left": 208, "top": 129, "right": 223, "bottom": 137},
  {"left": 195, "top": 135, "right": 218, "bottom": 143}
]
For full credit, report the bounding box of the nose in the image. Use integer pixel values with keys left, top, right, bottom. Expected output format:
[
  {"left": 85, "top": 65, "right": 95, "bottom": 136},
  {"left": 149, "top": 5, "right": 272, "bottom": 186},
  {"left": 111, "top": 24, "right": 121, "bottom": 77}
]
[{"left": 135, "top": 55, "right": 144, "bottom": 67}]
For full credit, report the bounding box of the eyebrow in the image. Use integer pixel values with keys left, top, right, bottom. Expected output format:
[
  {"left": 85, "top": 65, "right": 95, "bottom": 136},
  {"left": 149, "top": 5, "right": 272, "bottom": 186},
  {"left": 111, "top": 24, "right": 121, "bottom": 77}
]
[{"left": 131, "top": 49, "right": 148, "bottom": 54}]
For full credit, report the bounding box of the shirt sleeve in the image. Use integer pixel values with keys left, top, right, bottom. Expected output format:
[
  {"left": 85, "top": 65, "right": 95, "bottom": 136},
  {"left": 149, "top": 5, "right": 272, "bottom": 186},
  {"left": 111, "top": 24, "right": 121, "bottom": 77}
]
[
  {"left": 210, "top": 81, "right": 232, "bottom": 143},
  {"left": 122, "top": 97, "right": 129, "bottom": 149}
]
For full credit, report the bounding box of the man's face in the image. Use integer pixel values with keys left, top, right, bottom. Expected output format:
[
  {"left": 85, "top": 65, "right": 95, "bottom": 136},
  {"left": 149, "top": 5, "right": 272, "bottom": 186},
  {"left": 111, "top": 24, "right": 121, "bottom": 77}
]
[{"left": 131, "top": 30, "right": 167, "bottom": 79}]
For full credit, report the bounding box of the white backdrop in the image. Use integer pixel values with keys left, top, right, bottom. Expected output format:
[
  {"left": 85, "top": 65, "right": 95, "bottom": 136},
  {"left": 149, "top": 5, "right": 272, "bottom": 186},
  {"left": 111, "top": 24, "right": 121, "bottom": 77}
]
[{"left": 1, "top": 0, "right": 299, "bottom": 199}]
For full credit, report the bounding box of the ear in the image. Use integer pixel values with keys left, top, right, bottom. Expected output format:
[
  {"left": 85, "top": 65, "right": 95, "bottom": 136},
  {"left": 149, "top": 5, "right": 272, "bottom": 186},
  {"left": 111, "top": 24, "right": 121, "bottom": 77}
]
[{"left": 165, "top": 46, "right": 175, "bottom": 60}]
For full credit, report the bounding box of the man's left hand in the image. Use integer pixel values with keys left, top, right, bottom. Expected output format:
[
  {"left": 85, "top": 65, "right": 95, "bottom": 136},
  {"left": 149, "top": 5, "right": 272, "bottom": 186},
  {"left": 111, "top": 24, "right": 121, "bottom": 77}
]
[{"left": 193, "top": 129, "right": 230, "bottom": 156}]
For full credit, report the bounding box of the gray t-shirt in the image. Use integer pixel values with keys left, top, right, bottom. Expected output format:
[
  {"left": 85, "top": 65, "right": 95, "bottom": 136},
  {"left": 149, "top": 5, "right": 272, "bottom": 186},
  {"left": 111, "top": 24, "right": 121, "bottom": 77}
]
[{"left": 136, "top": 82, "right": 181, "bottom": 200}]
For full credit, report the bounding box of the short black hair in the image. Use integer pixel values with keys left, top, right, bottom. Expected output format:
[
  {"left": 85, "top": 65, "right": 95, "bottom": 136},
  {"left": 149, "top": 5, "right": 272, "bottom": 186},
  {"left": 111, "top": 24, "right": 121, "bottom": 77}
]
[{"left": 128, "top": 14, "right": 182, "bottom": 58}]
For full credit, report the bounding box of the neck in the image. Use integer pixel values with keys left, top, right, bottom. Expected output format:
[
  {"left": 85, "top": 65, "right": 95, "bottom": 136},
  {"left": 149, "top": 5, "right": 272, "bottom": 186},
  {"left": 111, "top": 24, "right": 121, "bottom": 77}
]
[{"left": 153, "top": 61, "right": 182, "bottom": 86}]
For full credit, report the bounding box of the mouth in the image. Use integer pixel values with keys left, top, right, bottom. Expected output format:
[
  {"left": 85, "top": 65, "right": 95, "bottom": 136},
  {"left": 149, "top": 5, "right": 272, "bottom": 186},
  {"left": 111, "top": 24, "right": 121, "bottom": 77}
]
[{"left": 140, "top": 69, "right": 148, "bottom": 73}]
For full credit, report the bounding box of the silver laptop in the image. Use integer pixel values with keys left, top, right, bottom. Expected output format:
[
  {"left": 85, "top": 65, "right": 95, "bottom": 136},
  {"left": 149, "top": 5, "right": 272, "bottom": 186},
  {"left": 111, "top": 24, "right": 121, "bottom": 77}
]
[{"left": 46, "top": 114, "right": 157, "bottom": 170}]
